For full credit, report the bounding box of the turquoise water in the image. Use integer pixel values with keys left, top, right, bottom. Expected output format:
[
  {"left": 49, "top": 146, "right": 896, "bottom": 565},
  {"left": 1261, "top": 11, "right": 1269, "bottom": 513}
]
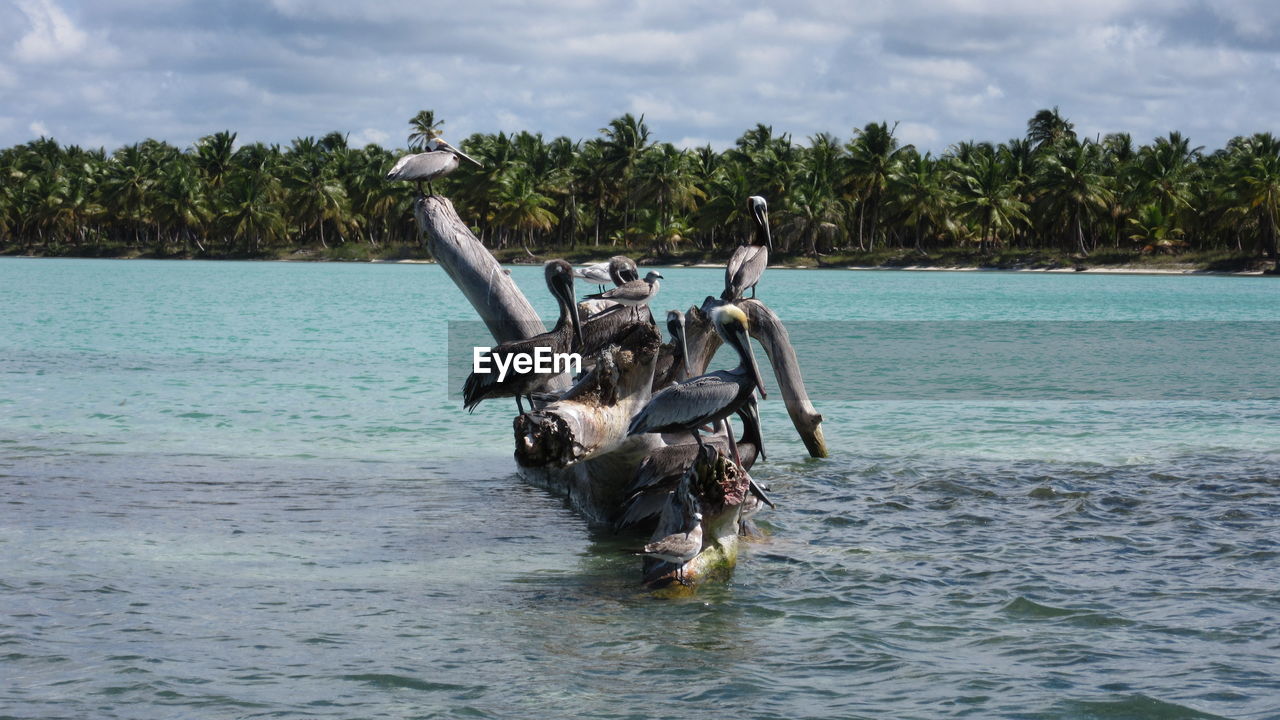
[{"left": 2, "top": 258, "right": 1278, "bottom": 719}]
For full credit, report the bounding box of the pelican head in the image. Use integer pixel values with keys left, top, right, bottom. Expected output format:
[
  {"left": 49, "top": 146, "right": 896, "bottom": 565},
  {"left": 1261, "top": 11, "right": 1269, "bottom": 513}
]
[
  {"left": 711, "top": 303, "right": 767, "bottom": 399},
  {"left": 747, "top": 195, "right": 772, "bottom": 251},
  {"left": 427, "top": 137, "right": 483, "bottom": 167},
  {"left": 666, "top": 310, "right": 691, "bottom": 378},
  {"left": 545, "top": 259, "right": 583, "bottom": 350}
]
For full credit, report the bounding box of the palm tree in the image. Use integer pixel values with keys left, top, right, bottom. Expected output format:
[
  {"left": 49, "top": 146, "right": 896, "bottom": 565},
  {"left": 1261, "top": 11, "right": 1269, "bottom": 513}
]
[
  {"left": 889, "top": 151, "right": 950, "bottom": 255},
  {"left": 407, "top": 110, "right": 444, "bottom": 151},
  {"left": 1027, "top": 107, "right": 1077, "bottom": 150},
  {"left": 846, "top": 122, "right": 912, "bottom": 251},
  {"left": 599, "top": 114, "right": 653, "bottom": 231},
  {"left": 951, "top": 147, "right": 1027, "bottom": 253},
  {"left": 1033, "top": 139, "right": 1114, "bottom": 255},
  {"left": 635, "top": 143, "right": 705, "bottom": 243},
  {"left": 1231, "top": 132, "right": 1280, "bottom": 269}
]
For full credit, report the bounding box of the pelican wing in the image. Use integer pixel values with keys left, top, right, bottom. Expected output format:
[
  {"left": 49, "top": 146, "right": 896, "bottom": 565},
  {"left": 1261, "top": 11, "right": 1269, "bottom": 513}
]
[
  {"left": 575, "top": 262, "right": 612, "bottom": 283},
  {"left": 628, "top": 372, "right": 742, "bottom": 436},
  {"left": 386, "top": 151, "right": 456, "bottom": 182}
]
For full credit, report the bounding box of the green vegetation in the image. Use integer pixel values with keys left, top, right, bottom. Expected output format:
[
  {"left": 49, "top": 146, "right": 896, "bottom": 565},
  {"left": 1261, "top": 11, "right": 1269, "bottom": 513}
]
[{"left": 2, "top": 108, "right": 1278, "bottom": 272}]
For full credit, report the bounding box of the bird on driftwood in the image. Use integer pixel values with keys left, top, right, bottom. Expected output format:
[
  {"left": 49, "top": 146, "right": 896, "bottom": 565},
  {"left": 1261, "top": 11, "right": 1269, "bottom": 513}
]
[
  {"left": 463, "top": 260, "right": 582, "bottom": 415},
  {"left": 616, "top": 395, "right": 766, "bottom": 530},
  {"left": 575, "top": 256, "right": 637, "bottom": 293},
  {"left": 722, "top": 195, "right": 772, "bottom": 301},
  {"left": 386, "top": 137, "right": 482, "bottom": 197},
  {"left": 632, "top": 456, "right": 708, "bottom": 585},
  {"left": 627, "top": 303, "right": 766, "bottom": 448},
  {"left": 584, "top": 270, "right": 663, "bottom": 321}
]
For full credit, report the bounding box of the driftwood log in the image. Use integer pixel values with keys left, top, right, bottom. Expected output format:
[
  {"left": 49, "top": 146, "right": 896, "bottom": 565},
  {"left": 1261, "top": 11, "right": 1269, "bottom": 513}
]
[{"left": 416, "top": 195, "right": 825, "bottom": 587}]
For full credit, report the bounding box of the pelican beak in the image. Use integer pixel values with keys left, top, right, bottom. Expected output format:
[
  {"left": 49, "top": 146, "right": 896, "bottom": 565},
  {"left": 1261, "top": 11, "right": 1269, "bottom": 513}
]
[
  {"left": 441, "top": 140, "right": 483, "bottom": 167},
  {"left": 668, "top": 312, "right": 691, "bottom": 378},
  {"left": 752, "top": 201, "right": 772, "bottom": 251},
  {"left": 729, "top": 321, "right": 767, "bottom": 399}
]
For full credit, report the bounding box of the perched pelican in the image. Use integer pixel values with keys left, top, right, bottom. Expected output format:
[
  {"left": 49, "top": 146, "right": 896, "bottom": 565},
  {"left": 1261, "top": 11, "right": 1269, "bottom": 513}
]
[
  {"left": 585, "top": 270, "right": 663, "bottom": 321},
  {"left": 721, "top": 195, "right": 772, "bottom": 300},
  {"left": 386, "top": 137, "right": 482, "bottom": 196},
  {"left": 463, "top": 260, "right": 582, "bottom": 415},
  {"left": 627, "top": 303, "right": 767, "bottom": 447},
  {"left": 667, "top": 310, "right": 692, "bottom": 380},
  {"left": 616, "top": 397, "right": 765, "bottom": 530},
  {"left": 652, "top": 310, "right": 692, "bottom": 389}
]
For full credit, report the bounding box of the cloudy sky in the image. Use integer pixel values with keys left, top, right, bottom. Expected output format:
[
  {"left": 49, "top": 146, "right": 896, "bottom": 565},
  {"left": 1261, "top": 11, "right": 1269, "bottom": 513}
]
[{"left": 1, "top": 0, "right": 1277, "bottom": 154}]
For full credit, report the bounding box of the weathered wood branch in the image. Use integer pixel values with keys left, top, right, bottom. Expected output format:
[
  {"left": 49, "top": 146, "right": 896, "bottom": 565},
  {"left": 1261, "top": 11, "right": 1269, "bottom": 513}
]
[
  {"left": 684, "top": 297, "right": 828, "bottom": 458},
  {"left": 415, "top": 196, "right": 544, "bottom": 344}
]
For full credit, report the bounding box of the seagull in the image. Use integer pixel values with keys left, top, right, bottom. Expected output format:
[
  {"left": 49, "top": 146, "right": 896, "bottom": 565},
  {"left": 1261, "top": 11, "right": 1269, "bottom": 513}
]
[
  {"left": 722, "top": 195, "right": 772, "bottom": 300},
  {"left": 575, "top": 261, "right": 612, "bottom": 292},
  {"left": 638, "top": 512, "right": 703, "bottom": 586},
  {"left": 386, "top": 137, "right": 482, "bottom": 196},
  {"left": 584, "top": 270, "right": 663, "bottom": 321}
]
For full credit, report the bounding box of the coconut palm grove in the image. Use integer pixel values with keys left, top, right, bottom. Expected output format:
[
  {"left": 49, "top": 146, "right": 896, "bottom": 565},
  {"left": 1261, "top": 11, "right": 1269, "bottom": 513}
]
[{"left": 2, "top": 108, "right": 1278, "bottom": 271}]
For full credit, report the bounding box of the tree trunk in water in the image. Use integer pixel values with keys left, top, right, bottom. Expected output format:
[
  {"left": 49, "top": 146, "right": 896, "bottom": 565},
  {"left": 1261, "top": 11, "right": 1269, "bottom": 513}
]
[{"left": 414, "top": 196, "right": 827, "bottom": 587}]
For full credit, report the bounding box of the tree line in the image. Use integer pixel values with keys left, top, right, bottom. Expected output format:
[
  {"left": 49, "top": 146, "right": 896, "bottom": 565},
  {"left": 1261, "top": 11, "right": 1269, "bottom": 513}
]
[{"left": 2, "top": 108, "right": 1278, "bottom": 267}]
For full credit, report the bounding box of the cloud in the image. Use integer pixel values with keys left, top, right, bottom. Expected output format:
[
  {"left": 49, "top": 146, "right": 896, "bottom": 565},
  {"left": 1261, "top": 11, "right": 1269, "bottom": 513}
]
[
  {"left": 1, "top": 0, "right": 1277, "bottom": 154},
  {"left": 12, "top": 0, "right": 86, "bottom": 63}
]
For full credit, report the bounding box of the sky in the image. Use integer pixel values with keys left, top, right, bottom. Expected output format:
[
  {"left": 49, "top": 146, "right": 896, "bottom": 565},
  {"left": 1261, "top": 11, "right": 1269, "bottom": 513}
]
[{"left": 0, "top": 0, "right": 1277, "bottom": 155}]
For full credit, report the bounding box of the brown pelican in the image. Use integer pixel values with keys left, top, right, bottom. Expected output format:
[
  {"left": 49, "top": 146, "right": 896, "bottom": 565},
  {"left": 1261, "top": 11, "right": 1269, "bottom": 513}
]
[
  {"left": 667, "top": 310, "right": 692, "bottom": 380},
  {"left": 627, "top": 303, "right": 766, "bottom": 446},
  {"left": 652, "top": 310, "right": 692, "bottom": 389},
  {"left": 463, "top": 260, "right": 583, "bottom": 415},
  {"left": 616, "top": 396, "right": 765, "bottom": 530},
  {"left": 585, "top": 270, "right": 663, "bottom": 321},
  {"left": 386, "top": 137, "right": 482, "bottom": 196},
  {"left": 721, "top": 195, "right": 771, "bottom": 300}
]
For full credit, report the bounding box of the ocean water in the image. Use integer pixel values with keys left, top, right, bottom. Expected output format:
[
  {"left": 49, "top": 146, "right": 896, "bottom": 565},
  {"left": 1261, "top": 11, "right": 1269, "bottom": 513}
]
[{"left": 2, "top": 257, "right": 1278, "bottom": 719}]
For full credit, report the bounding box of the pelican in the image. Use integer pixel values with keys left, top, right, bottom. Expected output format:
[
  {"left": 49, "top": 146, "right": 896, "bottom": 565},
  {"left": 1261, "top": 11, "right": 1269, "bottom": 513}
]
[
  {"left": 667, "top": 310, "right": 692, "bottom": 380},
  {"left": 652, "top": 310, "right": 692, "bottom": 389},
  {"left": 721, "top": 195, "right": 772, "bottom": 300},
  {"left": 627, "top": 303, "right": 767, "bottom": 447},
  {"left": 463, "top": 259, "right": 582, "bottom": 415},
  {"left": 386, "top": 137, "right": 482, "bottom": 196},
  {"left": 616, "top": 397, "right": 765, "bottom": 530},
  {"left": 585, "top": 270, "right": 663, "bottom": 321}
]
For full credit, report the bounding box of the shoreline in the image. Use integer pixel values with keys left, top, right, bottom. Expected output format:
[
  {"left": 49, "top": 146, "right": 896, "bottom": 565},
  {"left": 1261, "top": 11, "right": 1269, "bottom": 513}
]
[{"left": 5, "top": 254, "right": 1272, "bottom": 277}]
